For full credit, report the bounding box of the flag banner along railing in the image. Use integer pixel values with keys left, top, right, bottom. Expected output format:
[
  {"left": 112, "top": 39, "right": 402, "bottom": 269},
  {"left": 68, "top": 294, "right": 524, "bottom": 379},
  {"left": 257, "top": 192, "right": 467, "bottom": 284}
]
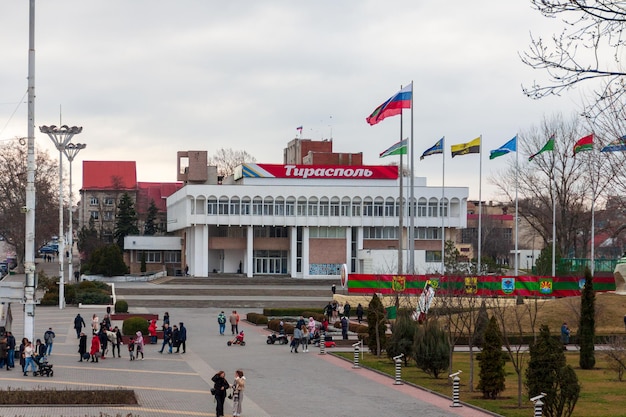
[
  {"left": 601, "top": 135, "right": 626, "bottom": 152},
  {"left": 573, "top": 134, "right": 593, "bottom": 156},
  {"left": 528, "top": 135, "right": 555, "bottom": 161},
  {"left": 450, "top": 137, "right": 480, "bottom": 158},
  {"left": 489, "top": 136, "right": 517, "bottom": 160},
  {"left": 420, "top": 138, "right": 444, "bottom": 160},
  {"left": 366, "top": 83, "right": 412, "bottom": 126},
  {"left": 347, "top": 274, "right": 615, "bottom": 298},
  {"left": 380, "top": 138, "right": 408, "bottom": 157}
]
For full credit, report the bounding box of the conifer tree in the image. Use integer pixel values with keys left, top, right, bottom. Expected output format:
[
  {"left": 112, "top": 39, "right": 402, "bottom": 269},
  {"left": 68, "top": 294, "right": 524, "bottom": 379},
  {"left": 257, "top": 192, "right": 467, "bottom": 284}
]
[
  {"left": 414, "top": 320, "right": 450, "bottom": 379},
  {"left": 387, "top": 310, "right": 418, "bottom": 366},
  {"left": 579, "top": 267, "right": 596, "bottom": 369},
  {"left": 144, "top": 199, "right": 159, "bottom": 236},
  {"left": 113, "top": 192, "right": 139, "bottom": 250},
  {"left": 477, "top": 316, "right": 506, "bottom": 399},
  {"left": 367, "top": 293, "right": 387, "bottom": 356}
]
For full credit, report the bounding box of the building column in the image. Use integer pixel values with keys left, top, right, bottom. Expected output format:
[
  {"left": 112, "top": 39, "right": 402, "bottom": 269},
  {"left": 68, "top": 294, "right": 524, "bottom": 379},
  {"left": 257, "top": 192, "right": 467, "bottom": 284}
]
[
  {"left": 345, "top": 226, "right": 352, "bottom": 272},
  {"left": 302, "top": 227, "right": 310, "bottom": 278},
  {"left": 290, "top": 226, "right": 298, "bottom": 278},
  {"left": 246, "top": 226, "right": 253, "bottom": 278},
  {"left": 356, "top": 226, "right": 364, "bottom": 273},
  {"left": 192, "top": 224, "right": 208, "bottom": 277}
]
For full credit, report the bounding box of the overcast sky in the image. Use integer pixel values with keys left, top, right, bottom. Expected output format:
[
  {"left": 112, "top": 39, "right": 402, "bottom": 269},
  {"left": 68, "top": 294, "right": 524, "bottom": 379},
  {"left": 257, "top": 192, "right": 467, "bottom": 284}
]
[{"left": 0, "top": 1, "right": 584, "bottom": 201}]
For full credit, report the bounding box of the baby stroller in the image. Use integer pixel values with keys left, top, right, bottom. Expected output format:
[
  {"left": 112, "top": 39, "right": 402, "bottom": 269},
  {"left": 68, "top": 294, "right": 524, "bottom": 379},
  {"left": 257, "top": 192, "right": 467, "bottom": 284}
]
[
  {"left": 227, "top": 331, "right": 246, "bottom": 346},
  {"left": 33, "top": 356, "right": 53, "bottom": 377}
]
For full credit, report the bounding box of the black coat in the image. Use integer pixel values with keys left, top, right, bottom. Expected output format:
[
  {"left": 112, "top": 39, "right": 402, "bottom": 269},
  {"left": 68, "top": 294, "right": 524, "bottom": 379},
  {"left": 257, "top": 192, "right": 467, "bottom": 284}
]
[
  {"left": 78, "top": 334, "right": 87, "bottom": 355},
  {"left": 211, "top": 374, "right": 230, "bottom": 399}
]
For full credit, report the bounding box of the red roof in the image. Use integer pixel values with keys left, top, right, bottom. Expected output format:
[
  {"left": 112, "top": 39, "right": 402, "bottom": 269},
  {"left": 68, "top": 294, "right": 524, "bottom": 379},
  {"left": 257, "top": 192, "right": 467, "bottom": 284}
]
[
  {"left": 136, "top": 182, "right": 183, "bottom": 213},
  {"left": 82, "top": 161, "right": 137, "bottom": 190}
]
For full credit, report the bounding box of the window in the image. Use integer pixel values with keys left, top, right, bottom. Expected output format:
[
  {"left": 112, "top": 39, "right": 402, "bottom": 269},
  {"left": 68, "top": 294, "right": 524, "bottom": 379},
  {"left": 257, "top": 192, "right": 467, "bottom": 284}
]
[
  {"left": 363, "top": 227, "right": 398, "bottom": 239},
  {"left": 319, "top": 198, "right": 329, "bottom": 216},
  {"left": 384, "top": 199, "right": 396, "bottom": 217},
  {"left": 254, "top": 226, "right": 288, "bottom": 238},
  {"left": 90, "top": 211, "right": 99, "bottom": 220},
  {"left": 164, "top": 251, "right": 181, "bottom": 263},
  {"left": 373, "top": 198, "right": 384, "bottom": 217},
  {"left": 252, "top": 198, "right": 263, "bottom": 215},
  {"left": 417, "top": 199, "right": 427, "bottom": 217},
  {"left": 330, "top": 198, "right": 340, "bottom": 216},
  {"left": 309, "top": 227, "right": 346, "bottom": 238},
  {"left": 415, "top": 227, "right": 441, "bottom": 240},
  {"left": 363, "top": 199, "right": 373, "bottom": 217},
  {"left": 286, "top": 197, "right": 295, "bottom": 216},
  {"left": 230, "top": 198, "right": 240, "bottom": 215},
  {"left": 428, "top": 200, "right": 438, "bottom": 217},
  {"left": 241, "top": 197, "right": 251, "bottom": 215},
  {"left": 263, "top": 197, "right": 274, "bottom": 216},
  {"left": 207, "top": 197, "right": 218, "bottom": 215},
  {"left": 341, "top": 199, "right": 351, "bottom": 216},
  {"left": 103, "top": 211, "right": 114, "bottom": 221},
  {"left": 144, "top": 251, "right": 162, "bottom": 263},
  {"left": 351, "top": 198, "right": 361, "bottom": 217},
  {"left": 104, "top": 197, "right": 114, "bottom": 206},
  {"left": 297, "top": 198, "right": 307, "bottom": 216},
  {"left": 439, "top": 199, "right": 448, "bottom": 217},
  {"left": 308, "top": 198, "right": 318, "bottom": 216},
  {"left": 425, "top": 250, "right": 442, "bottom": 262},
  {"left": 218, "top": 198, "right": 229, "bottom": 214},
  {"left": 275, "top": 198, "right": 285, "bottom": 216},
  {"left": 89, "top": 197, "right": 99, "bottom": 206}
]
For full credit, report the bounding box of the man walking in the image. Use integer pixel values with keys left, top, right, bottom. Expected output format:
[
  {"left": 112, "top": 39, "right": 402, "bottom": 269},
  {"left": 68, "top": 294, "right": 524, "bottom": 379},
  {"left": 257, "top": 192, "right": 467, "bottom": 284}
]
[
  {"left": 44, "top": 327, "right": 55, "bottom": 356},
  {"left": 74, "top": 314, "right": 86, "bottom": 339},
  {"left": 177, "top": 322, "right": 187, "bottom": 353},
  {"left": 217, "top": 311, "right": 227, "bottom": 335},
  {"left": 159, "top": 323, "right": 173, "bottom": 354},
  {"left": 229, "top": 310, "right": 240, "bottom": 335}
]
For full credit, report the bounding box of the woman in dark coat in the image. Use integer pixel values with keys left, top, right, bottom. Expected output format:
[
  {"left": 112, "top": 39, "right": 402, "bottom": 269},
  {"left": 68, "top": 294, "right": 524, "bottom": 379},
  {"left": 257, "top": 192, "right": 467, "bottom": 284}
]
[
  {"left": 211, "top": 370, "right": 230, "bottom": 417},
  {"left": 78, "top": 332, "right": 87, "bottom": 362},
  {"left": 19, "top": 338, "right": 27, "bottom": 372}
]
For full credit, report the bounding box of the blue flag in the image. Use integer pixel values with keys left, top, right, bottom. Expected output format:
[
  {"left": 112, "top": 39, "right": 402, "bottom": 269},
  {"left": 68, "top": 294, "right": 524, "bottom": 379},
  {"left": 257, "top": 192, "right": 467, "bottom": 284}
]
[
  {"left": 420, "top": 138, "right": 444, "bottom": 160},
  {"left": 489, "top": 136, "right": 517, "bottom": 160},
  {"left": 601, "top": 136, "right": 626, "bottom": 152}
]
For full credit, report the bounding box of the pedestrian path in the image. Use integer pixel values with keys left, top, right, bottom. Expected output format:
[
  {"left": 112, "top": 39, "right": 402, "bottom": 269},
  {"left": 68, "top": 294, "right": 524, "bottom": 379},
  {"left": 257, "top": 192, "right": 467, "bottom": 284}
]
[{"left": 0, "top": 302, "right": 500, "bottom": 417}]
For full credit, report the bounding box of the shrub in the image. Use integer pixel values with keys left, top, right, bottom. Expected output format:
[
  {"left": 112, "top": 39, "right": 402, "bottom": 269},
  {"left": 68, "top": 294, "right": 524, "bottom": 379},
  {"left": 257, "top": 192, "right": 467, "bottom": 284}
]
[
  {"left": 414, "top": 319, "right": 449, "bottom": 379},
  {"left": 75, "top": 291, "right": 111, "bottom": 305},
  {"left": 387, "top": 311, "right": 418, "bottom": 366},
  {"left": 477, "top": 316, "right": 506, "bottom": 399},
  {"left": 115, "top": 300, "right": 129, "bottom": 313},
  {"left": 247, "top": 313, "right": 268, "bottom": 325},
  {"left": 39, "top": 291, "right": 58, "bottom": 306},
  {"left": 36, "top": 272, "right": 57, "bottom": 291},
  {"left": 263, "top": 308, "right": 324, "bottom": 317},
  {"left": 302, "top": 311, "right": 326, "bottom": 322},
  {"left": 122, "top": 317, "right": 149, "bottom": 337},
  {"left": 268, "top": 319, "right": 294, "bottom": 335},
  {"left": 367, "top": 293, "right": 388, "bottom": 356}
]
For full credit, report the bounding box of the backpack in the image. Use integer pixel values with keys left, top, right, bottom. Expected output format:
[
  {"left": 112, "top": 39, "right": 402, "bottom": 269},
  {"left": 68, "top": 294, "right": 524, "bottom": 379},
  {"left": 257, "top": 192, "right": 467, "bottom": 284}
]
[{"left": 218, "top": 315, "right": 226, "bottom": 324}]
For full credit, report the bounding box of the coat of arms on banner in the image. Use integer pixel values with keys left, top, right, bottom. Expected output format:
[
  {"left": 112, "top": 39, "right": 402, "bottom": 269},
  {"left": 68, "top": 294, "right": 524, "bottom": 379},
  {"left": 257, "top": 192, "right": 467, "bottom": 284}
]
[
  {"left": 578, "top": 278, "right": 586, "bottom": 289},
  {"left": 501, "top": 277, "right": 515, "bottom": 295},
  {"left": 539, "top": 278, "right": 553, "bottom": 294},
  {"left": 464, "top": 277, "right": 478, "bottom": 294},
  {"left": 392, "top": 275, "right": 406, "bottom": 292}
]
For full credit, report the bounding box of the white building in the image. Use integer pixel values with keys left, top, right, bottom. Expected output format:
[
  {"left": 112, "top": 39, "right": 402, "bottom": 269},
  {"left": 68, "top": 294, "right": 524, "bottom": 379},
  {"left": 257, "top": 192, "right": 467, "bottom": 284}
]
[{"left": 167, "top": 156, "right": 468, "bottom": 278}]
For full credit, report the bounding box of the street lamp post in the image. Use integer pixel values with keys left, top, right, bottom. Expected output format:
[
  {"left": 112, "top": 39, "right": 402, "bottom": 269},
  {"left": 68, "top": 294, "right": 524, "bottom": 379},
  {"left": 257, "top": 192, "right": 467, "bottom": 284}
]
[
  {"left": 63, "top": 143, "right": 86, "bottom": 285},
  {"left": 39, "top": 125, "right": 83, "bottom": 309}
]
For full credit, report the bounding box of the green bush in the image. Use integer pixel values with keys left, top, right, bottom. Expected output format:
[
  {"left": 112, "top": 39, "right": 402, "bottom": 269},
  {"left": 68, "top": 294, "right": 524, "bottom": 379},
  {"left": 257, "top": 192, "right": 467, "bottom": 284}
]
[
  {"left": 246, "top": 312, "right": 268, "bottom": 325},
  {"left": 36, "top": 272, "right": 57, "bottom": 291},
  {"left": 115, "top": 300, "right": 129, "bottom": 313},
  {"left": 122, "top": 317, "right": 149, "bottom": 337},
  {"left": 75, "top": 291, "right": 111, "bottom": 305},
  {"left": 302, "top": 311, "right": 326, "bottom": 322},
  {"left": 39, "top": 291, "right": 58, "bottom": 306},
  {"left": 263, "top": 307, "right": 324, "bottom": 317}
]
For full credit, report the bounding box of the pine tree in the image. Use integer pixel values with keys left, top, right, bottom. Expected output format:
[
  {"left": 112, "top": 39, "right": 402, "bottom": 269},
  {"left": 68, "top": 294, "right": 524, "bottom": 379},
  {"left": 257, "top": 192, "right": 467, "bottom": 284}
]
[
  {"left": 477, "top": 316, "right": 506, "bottom": 399},
  {"left": 113, "top": 192, "right": 139, "bottom": 250},
  {"left": 526, "top": 325, "right": 580, "bottom": 417},
  {"left": 579, "top": 267, "right": 596, "bottom": 369},
  {"left": 386, "top": 311, "right": 418, "bottom": 366},
  {"left": 144, "top": 199, "right": 159, "bottom": 236},
  {"left": 367, "top": 293, "right": 387, "bottom": 356},
  {"left": 86, "top": 244, "right": 128, "bottom": 277},
  {"left": 414, "top": 320, "right": 450, "bottom": 379},
  {"left": 77, "top": 215, "right": 102, "bottom": 262}
]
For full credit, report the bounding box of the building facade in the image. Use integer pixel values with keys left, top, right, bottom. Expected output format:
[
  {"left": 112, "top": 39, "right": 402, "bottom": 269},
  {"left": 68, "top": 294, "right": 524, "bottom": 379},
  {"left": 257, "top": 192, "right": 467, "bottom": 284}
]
[{"left": 167, "top": 156, "right": 469, "bottom": 278}]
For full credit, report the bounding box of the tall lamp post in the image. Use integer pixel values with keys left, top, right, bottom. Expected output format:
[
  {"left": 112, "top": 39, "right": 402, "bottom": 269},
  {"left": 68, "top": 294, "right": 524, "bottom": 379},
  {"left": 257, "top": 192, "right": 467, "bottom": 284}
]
[
  {"left": 39, "top": 125, "right": 83, "bottom": 309},
  {"left": 63, "top": 142, "right": 86, "bottom": 285}
]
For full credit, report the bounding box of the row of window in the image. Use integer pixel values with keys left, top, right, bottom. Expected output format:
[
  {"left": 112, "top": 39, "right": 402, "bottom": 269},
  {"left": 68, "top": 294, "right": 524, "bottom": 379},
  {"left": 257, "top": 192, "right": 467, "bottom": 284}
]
[
  {"left": 90, "top": 211, "right": 114, "bottom": 221},
  {"left": 140, "top": 251, "right": 181, "bottom": 263},
  {"left": 89, "top": 197, "right": 116, "bottom": 206},
  {"left": 203, "top": 197, "right": 451, "bottom": 218},
  {"left": 212, "top": 225, "right": 442, "bottom": 240}
]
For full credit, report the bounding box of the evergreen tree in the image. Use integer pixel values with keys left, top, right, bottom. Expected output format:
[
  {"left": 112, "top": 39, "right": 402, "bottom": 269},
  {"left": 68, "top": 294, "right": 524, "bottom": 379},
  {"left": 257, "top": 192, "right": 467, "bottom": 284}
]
[
  {"left": 526, "top": 325, "right": 580, "bottom": 417},
  {"left": 113, "top": 192, "right": 139, "bottom": 250},
  {"left": 386, "top": 310, "right": 418, "bottom": 366},
  {"left": 579, "top": 267, "right": 596, "bottom": 369},
  {"left": 85, "top": 244, "right": 128, "bottom": 277},
  {"left": 473, "top": 300, "right": 490, "bottom": 348},
  {"left": 414, "top": 320, "right": 450, "bottom": 379},
  {"left": 535, "top": 245, "right": 562, "bottom": 276},
  {"left": 77, "top": 216, "right": 102, "bottom": 262},
  {"left": 144, "top": 199, "right": 159, "bottom": 236},
  {"left": 366, "top": 293, "right": 387, "bottom": 356},
  {"left": 476, "top": 316, "right": 506, "bottom": 399}
]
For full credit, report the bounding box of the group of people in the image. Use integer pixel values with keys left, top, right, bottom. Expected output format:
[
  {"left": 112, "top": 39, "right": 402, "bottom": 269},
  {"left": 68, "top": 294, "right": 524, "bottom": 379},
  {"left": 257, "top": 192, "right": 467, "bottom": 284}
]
[
  {"left": 159, "top": 312, "right": 188, "bottom": 354},
  {"left": 324, "top": 300, "right": 364, "bottom": 323},
  {"left": 211, "top": 369, "right": 246, "bottom": 417},
  {"left": 216, "top": 310, "right": 240, "bottom": 336},
  {"left": 17, "top": 337, "right": 45, "bottom": 376},
  {"left": 289, "top": 316, "right": 320, "bottom": 353},
  {"left": 0, "top": 331, "right": 16, "bottom": 371}
]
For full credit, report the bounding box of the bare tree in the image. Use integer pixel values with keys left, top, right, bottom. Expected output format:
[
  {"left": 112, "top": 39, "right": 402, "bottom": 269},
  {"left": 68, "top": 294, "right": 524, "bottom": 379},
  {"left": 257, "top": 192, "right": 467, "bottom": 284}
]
[
  {"left": 207, "top": 148, "right": 256, "bottom": 177},
  {"left": 0, "top": 141, "right": 60, "bottom": 271},
  {"left": 522, "top": 1, "right": 626, "bottom": 119}
]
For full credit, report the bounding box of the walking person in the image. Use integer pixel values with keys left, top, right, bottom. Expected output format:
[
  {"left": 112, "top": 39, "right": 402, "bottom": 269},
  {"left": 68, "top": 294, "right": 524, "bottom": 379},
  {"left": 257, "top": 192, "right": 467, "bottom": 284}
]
[
  {"left": 292, "top": 326, "right": 302, "bottom": 353},
  {"left": 128, "top": 337, "right": 136, "bottom": 361},
  {"left": 159, "top": 323, "right": 172, "bottom": 354},
  {"left": 78, "top": 332, "right": 87, "bottom": 362},
  {"left": 0, "top": 335, "right": 9, "bottom": 371},
  {"left": 344, "top": 301, "right": 351, "bottom": 320},
  {"left": 90, "top": 334, "right": 101, "bottom": 363},
  {"left": 217, "top": 311, "right": 227, "bottom": 335},
  {"left": 561, "top": 322, "right": 571, "bottom": 350},
  {"left": 211, "top": 370, "right": 230, "bottom": 417},
  {"left": 356, "top": 303, "right": 364, "bottom": 324},
  {"left": 135, "top": 331, "right": 145, "bottom": 360},
  {"left": 232, "top": 369, "right": 246, "bottom": 417},
  {"left": 301, "top": 325, "right": 310, "bottom": 352},
  {"left": 98, "top": 328, "right": 108, "bottom": 359},
  {"left": 341, "top": 315, "right": 349, "bottom": 340},
  {"left": 6, "top": 332, "right": 15, "bottom": 369},
  {"left": 74, "top": 314, "right": 86, "bottom": 338},
  {"left": 44, "top": 327, "right": 55, "bottom": 355},
  {"left": 107, "top": 328, "right": 119, "bottom": 357},
  {"left": 91, "top": 313, "right": 99, "bottom": 335},
  {"left": 148, "top": 319, "right": 158, "bottom": 344},
  {"left": 177, "top": 322, "right": 187, "bottom": 353},
  {"left": 19, "top": 338, "right": 27, "bottom": 373},
  {"left": 171, "top": 325, "right": 180, "bottom": 353},
  {"left": 229, "top": 310, "right": 240, "bottom": 335},
  {"left": 112, "top": 326, "right": 123, "bottom": 358},
  {"left": 162, "top": 311, "right": 170, "bottom": 330},
  {"left": 23, "top": 340, "right": 36, "bottom": 376}
]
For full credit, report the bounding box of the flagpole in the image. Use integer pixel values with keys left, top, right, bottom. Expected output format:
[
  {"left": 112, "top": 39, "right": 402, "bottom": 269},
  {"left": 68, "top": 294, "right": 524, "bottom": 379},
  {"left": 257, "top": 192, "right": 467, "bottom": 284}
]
[
  {"left": 409, "top": 81, "right": 415, "bottom": 274},
  {"left": 552, "top": 169, "right": 556, "bottom": 278},
  {"left": 477, "top": 135, "right": 483, "bottom": 274},
  {"left": 514, "top": 134, "right": 519, "bottom": 277},
  {"left": 398, "top": 113, "right": 404, "bottom": 275},
  {"left": 591, "top": 170, "right": 595, "bottom": 276},
  {"left": 441, "top": 137, "right": 446, "bottom": 274}
]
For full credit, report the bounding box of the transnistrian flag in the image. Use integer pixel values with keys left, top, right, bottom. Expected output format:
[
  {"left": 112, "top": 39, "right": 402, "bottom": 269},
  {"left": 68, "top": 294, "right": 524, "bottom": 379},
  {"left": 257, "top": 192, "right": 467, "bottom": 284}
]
[
  {"left": 296, "top": 126, "right": 303, "bottom": 132},
  {"left": 450, "top": 137, "right": 480, "bottom": 158},
  {"left": 366, "top": 83, "right": 412, "bottom": 126},
  {"left": 601, "top": 136, "right": 626, "bottom": 152},
  {"left": 489, "top": 136, "right": 517, "bottom": 160},
  {"left": 379, "top": 139, "right": 407, "bottom": 158},
  {"left": 420, "top": 138, "right": 444, "bottom": 160},
  {"left": 528, "top": 135, "right": 554, "bottom": 162},
  {"left": 573, "top": 134, "right": 593, "bottom": 156}
]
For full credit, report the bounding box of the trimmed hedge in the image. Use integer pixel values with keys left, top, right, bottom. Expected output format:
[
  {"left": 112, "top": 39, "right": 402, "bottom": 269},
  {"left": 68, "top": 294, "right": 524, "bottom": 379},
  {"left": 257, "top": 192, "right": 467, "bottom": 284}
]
[
  {"left": 246, "top": 312, "right": 268, "bottom": 325},
  {"left": 268, "top": 319, "right": 294, "bottom": 335},
  {"left": 115, "top": 300, "right": 129, "bottom": 313},
  {"left": 122, "top": 317, "right": 149, "bottom": 337},
  {"left": 263, "top": 307, "right": 324, "bottom": 316}
]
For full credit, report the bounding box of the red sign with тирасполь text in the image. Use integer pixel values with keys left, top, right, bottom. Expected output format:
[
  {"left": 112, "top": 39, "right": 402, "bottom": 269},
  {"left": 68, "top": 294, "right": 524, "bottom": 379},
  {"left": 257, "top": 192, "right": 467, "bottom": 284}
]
[{"left": 239, "top": 163, "right": 398, "bottom": 180}]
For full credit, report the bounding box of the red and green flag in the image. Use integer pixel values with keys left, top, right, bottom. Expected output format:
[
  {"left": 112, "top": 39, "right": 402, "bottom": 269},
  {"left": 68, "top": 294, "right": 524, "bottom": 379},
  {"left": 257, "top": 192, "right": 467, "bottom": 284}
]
[
  {"left": 528, "top": 135, "right": 554, "bottom": 161},
  {"left": 573, "top": 134, "right": 593, "bottom": 156}
]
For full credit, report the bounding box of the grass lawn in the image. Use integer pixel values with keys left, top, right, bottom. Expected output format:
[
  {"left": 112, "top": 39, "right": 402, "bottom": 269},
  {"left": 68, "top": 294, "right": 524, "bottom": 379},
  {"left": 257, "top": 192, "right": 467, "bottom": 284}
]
[{"left": 336, "top": 351, "right": 626, "bottom": 417}]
